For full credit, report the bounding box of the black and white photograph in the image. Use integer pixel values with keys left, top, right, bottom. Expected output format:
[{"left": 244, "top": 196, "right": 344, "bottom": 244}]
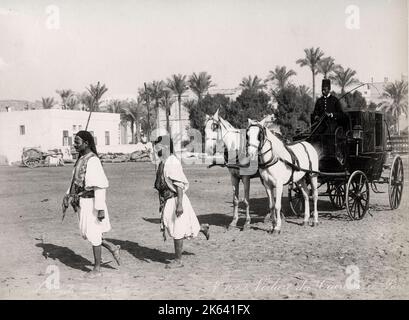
[{"left": 0, "top": 0, "right": 408, "bottom": 302}]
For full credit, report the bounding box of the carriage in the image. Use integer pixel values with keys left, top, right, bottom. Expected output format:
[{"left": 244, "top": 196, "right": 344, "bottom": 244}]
[
  {"left": 21, "top": 147, "right": 64, "bottom": 168},
  {"left": 288, "top": 109, "right": 404, "bottom": 220}
]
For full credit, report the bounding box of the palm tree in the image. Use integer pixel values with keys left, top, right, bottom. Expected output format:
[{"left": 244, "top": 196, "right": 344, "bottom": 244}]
[
  {"left": 296, "top": 47, "right": 325, "bottom": 104},
  {"left": 330, "top": 66, "right": 360, "bottom": 96},
  {"left": 106, "top": 99, "right": 123, "bottom": 113},
  {"left": 167, "top": 74, "right": 188, "bottom": 146},
  {"left": 317, "top": 56, "right": 340, "bottom": 79},
  {"left": 149, "top": 80, "right": 165, "bottom": 130},
  {"left": 298, "top": 85, "right": 311, "bottom": 97},
  {"left": 139, "top": 84, "right": 152, "bottom": 141},
  {"left": 188, "top": 72, "right": 214, "bottom": 101},
  {"left": 239, "top": 75, "right": 266, "bottom": 92},
  {"left": 266, "top": 66, "right": 297, "bottom": 90},
  {"left": 79, "top": 92, "right": 94, "bottom": 111},
  {"left": 122, "top": 98, "right": 144, "bottom": 143},
  {"left": 56, "top": 89, "right": 73, "bottom": 109},
  {"left": 85, "top": 81, "right": 108, "bottom": 129},
  {"left": 381, "top": 80, "right": 408, "bottom": 134},
  {"left": 66, "top": 94, "right": 79, "bottom": 110},
  {"left": 41, "top": 97, "right": 55, "bottom": 109},
  {"left": 160, "top": 89, "right": 175, "bottom": 135}
]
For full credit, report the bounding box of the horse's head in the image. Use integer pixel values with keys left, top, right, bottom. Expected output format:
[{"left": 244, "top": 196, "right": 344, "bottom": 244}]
[
  {"left": 204, "top": 110, "right": 221, "bottom": 155},
  {"left": 246, "top": 119, "right": 266, "bottom": 161}
]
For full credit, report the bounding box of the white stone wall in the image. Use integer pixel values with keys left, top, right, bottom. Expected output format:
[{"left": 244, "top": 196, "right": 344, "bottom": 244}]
[{"left": 0, "top": 110, "right": 120, "bottom": 164}]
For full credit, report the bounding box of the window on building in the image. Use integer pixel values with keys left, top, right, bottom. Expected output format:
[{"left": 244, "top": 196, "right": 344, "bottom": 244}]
[
  {"left": 73, "top": 125, "right": 77, "bottom": 133},
  {"left": 105, "top": 131, "right": 110, "bottom": 145},
  {"left": 62, "top": 130, "right": 69, "bottom": 146},
  {"left": 20, "top": 125, "right": 25, "bottom": 135}
]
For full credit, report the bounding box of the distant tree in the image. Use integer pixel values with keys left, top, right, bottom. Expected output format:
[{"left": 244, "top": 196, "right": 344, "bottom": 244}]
[
  {"left": 85, "top": 81, "right": 108, "bottom": 129},
  {"left": 266, "top": 66, "right": 297, "bottom": 91},
  {"left": 239, "top": 75, "right": 266, "bottom": 93},
  {"left": 139, "top": 84, "right": 153, "bottom": 141},
  {"left": 188, "top": 72, "right": 214, "bottom": 101},
  {"left": 41, "top": 97, "right": 55, "bottom": 109},
  {"left": 106, "top": 99, "right": 123, "bottom": 113},
  {"left": 188, "top": 93, "right": 230, "bottom": 140},
  {"left": 167, "top": 74, "right": 189, "bottom": 143},
  {"left": 149, "top": 80, "right": 165, "bottom": 130},
  {"left": 79, "top": 92, "right": 94, "bottom": 111},
  {"left": 66, "top": 94, "right": 79, "bottom": 110},
  {"left": 56, "top": 89, "right": 73, "bottom": 109},
  {"left": 380, "top": 80, "right": 408, "bottom": 134},
  {"left": 330, "top": 66, "right": 360, "bottom": 95},
  {"left": 160, "top": 88, "right": 176, "bottom": 135},
  {"left": 317, "top": 56, "right": 340, "bottom": 79},
  {"left": 272, "top": 84, "right": 314, "bottom": 140},
  {"left": 228, "top": 89, "right": 271, "bottom": 129},
  {"left": 122, "top": 98, "right": 144, "bottom": 143},
  {"left": 296, "top": 47, "right": 325, "bottom": 105},
  {"left": 341, "top": 91, "right": 367, "bottom": 111},
  {"left": 298, "top": 85, "right": 311, "bottom": 97}
]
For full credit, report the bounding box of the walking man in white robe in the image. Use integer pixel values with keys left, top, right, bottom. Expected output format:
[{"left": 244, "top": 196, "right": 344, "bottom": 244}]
[
  {"left": 153, "top": 135, "right": 210, "bottom": 269},
  {"left": 62, "top": 130, "right": 120, "bottom": 278}
]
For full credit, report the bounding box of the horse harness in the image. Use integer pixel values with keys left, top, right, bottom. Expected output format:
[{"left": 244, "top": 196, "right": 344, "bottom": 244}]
[{"left": 247, "top": 124, "right": 313, "bottom": 185}]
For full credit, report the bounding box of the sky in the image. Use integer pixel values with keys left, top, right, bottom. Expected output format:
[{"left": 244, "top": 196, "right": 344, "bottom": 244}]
[{"left": 0, "top": 0, "right": 407, "bottom": 101}]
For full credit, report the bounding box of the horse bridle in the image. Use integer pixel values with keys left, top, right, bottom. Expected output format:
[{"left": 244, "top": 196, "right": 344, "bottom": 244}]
[{"left": 246, "top": 123, "right": 278, "bottom": 168}]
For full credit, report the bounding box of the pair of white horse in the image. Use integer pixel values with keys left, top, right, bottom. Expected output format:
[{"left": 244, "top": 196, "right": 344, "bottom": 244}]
[{"left": 204, "top": 110, "right": 319, "bottom": 233}]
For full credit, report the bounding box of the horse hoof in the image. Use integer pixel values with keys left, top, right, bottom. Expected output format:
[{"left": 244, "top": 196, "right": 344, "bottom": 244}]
[
  {"left": 312, "top": 221, "right": 318, "bottom": 227},
  {"left": 227, "top": 224, "right": 236, "bottom": 231},
  {"left": 301, "top": 221, "right": 308, "bottom": 226},
  {"left": 242, "top": 224, "right": 250, "bottom": 231}
]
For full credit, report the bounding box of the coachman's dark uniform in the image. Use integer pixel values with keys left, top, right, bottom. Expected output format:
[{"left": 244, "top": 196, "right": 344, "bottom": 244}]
[
  {"left": 312, "top": 94, "right": 344, "bottom": 124},
  {"left": 311, "top": 79, "right": 347, "bottom": 135}
]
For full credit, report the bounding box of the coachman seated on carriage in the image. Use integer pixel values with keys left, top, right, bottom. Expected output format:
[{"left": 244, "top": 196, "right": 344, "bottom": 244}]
[{"left": 310, "top": 79, "right": 348, "bottom": 165}]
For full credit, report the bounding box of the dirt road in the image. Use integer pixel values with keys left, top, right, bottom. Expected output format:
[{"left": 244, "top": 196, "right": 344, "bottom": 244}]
[{"left": 0, "top": 161, "right": 408, "bottom": 299}]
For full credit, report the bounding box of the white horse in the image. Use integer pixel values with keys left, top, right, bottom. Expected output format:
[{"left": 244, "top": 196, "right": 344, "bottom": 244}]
[
  {"left": 246, "top": 119, "right": 319, "bottom": 233},
  {"left": 204, "top": 110, "right": 272, "bottom": 230}
]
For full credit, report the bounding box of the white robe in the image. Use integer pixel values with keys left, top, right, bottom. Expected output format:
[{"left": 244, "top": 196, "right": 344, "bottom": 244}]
[
  {"left": 68, "top": 156, "right": 111, "bottom": 246},
  {"left": 161, "top": 155, "right": 200, "bottom": 240}
]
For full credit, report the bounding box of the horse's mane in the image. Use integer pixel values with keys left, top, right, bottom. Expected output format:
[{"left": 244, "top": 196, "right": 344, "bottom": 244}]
[{"left": 263, "top": 126, "right": 290, "bottom": 159}]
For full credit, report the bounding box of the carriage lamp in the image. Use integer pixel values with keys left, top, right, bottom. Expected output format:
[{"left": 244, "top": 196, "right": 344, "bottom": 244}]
[
  {"left": 352, "top": 125, "right": 363, "bottom": 155},
  {"left": 352, "top": 125, "right": 363, "bottom": 140}
]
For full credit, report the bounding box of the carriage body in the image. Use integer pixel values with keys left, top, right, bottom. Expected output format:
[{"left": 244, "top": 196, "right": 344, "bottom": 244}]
[
  {"left": 21, "top": 147, "right": 64, "bottom": 168},
  {"left": 289, "top": 109, "right": 403, "bottom": 220}
]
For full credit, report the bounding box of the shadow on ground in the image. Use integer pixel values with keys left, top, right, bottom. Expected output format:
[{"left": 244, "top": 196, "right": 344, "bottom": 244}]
[{"left": 105, "top": 238, "right": 194, "bottom": 264}]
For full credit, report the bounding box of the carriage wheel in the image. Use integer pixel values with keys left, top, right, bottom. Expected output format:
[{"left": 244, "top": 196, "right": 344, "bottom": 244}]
[
  {"left": 288, "top": 183, "right": 305, "bottom": 217},
  {"left": 329, "top": 182, "right": 346, "bottom": 209},
  {"left": 389, "top": 155, "right": 404, "bottom": 210},
  {"left": 345, "top": 171, "right": 370, "bottom": 220},
  {"left": 23, "top": 159, "right": 40, "bottom": 168}
]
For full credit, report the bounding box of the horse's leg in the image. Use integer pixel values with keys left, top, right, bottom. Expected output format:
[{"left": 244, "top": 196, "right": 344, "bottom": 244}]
[
  {"left": 260, "top": 177, "right": 274, "bottom": 223},
  {"left": 228, "top": 174, "right": 240, "bottom": 229},
  {"left": 242, "top": 176, "right": 251, "bottom": 230},
  {"left": 272, "top": 184, "right": 283, "bottom": 233},
  {"left": 299, "top": 179, "right": 311, "bottom": 226},
  {"left": 265, "top": 186, "right": 275, "bottom": 224},
  {"left": 310, "top": 175, "right": 319, "bottom": 226}
]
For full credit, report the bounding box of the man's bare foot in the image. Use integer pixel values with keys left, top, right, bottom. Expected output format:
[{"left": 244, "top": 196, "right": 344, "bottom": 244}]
[
  {"left": 165, "top": 260, "right": 184, "bottom": 269},
  {"left": 84, "top": 270, "right": 102, "bottom": 278}
]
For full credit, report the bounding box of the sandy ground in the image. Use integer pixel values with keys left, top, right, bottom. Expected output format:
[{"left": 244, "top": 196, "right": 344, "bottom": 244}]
[{"left": 0, "top": 159, "right": 408, "bottom": 300}]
